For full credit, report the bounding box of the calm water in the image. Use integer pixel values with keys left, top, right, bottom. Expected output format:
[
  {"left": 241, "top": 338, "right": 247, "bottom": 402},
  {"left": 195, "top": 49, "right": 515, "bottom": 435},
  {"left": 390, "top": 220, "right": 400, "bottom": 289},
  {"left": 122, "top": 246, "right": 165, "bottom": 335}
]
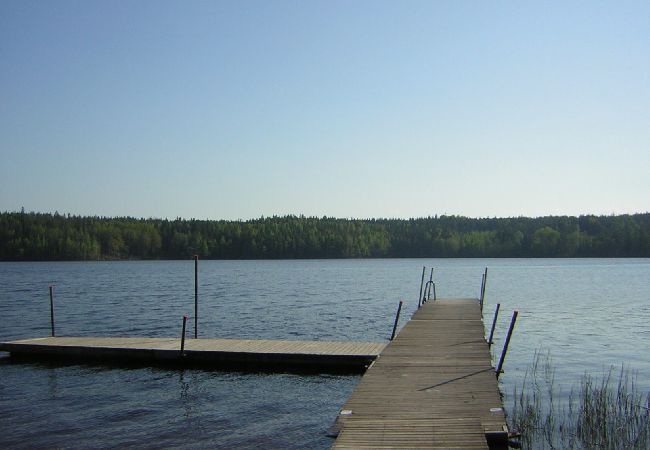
[{"left": 1, "top": 259, "right": 649, "bottom": 448}]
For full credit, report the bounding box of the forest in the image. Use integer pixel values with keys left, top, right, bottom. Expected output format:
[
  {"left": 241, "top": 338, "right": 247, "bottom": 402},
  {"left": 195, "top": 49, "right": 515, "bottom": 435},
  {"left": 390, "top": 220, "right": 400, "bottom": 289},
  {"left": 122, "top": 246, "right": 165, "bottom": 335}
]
[{"left": 1, "top": 210, "right": 649, "bottom": 260}]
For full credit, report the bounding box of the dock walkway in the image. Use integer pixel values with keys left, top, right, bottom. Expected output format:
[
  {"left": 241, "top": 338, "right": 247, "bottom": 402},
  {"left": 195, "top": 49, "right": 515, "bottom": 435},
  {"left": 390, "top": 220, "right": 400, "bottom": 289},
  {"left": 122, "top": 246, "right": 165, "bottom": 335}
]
[
  {"left": 0, "top": 337, "right": 386, "bottom": 372},
  {"left": 333, "top": 298, "right": 507, "bottom": 449}
]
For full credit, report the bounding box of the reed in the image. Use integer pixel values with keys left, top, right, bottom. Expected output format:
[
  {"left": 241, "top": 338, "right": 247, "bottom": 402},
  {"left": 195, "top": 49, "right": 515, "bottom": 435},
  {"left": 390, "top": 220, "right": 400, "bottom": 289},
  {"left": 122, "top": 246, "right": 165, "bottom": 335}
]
[{"left": 510, "top": 350, "right": 650, "bottom": 449}]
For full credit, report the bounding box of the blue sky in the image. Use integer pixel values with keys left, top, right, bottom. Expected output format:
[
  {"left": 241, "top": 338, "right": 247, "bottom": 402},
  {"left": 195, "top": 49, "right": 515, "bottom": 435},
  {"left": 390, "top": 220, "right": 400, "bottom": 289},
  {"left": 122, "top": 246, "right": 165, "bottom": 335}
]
[{"left": 1, "top": 1, "right": 649, "bottom": 220}]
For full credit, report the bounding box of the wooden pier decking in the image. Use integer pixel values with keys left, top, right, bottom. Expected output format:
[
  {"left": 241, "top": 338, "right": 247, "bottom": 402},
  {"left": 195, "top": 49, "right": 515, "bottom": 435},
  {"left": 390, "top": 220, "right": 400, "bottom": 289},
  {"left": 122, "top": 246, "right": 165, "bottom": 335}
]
[
  {"left": 0, "top": 337, "right": 386, "bottom": 372},
  {"left": 333, "top": 298, "right": 508, "bottom": 449}
]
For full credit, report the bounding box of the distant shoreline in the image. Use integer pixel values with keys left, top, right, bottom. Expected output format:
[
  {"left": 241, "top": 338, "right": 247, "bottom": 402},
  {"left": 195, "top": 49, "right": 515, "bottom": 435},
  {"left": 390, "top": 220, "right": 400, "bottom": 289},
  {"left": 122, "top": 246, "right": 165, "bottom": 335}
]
[
  {"left": 2, "top": 256, "right": 650, "bottom": 263},
  {"left": 2, "top": 211, "right": 650, "bottom": 260}
]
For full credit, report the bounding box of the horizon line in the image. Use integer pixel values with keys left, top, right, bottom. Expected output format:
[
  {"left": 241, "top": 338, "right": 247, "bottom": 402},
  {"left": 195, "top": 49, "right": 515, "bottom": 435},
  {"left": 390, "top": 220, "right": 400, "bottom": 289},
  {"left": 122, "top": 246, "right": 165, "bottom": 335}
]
[{"left": 4, "top": 209, "right": 650, "bottom": 223}]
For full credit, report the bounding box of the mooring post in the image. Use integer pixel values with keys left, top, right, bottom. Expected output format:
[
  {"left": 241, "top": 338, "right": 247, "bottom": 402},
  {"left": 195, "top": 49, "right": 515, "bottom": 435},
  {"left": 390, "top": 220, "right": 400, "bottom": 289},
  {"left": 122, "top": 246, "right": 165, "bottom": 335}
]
[
  {"left": 480, "top": 267, "right": 488, "bottom": 311},
  {"left": 390, "top": 300, "right": 403, "bottom": 341},
  {"left": 496, "top": 310, "right": 518, "bottom": 377},
  {"left": 49, "top": 285, "right": 55, "bottom": 337},
  {"left": 194, "top": 255, "right": 198, "bottom": 339},
  {"left": 418, "top": 266, "right": 426, "bottom": 308},
  {"left": 423, "top": 268, "right": 434, "bottom": 304},
  {"left": 482, "top": 267, "right": 487, "bottom": 299},
  {"left": 487, "top": 303, "right": 500, "bottom": 347},
  {"left": 180, "top": 314, "right": 188, "bottom": 356}
]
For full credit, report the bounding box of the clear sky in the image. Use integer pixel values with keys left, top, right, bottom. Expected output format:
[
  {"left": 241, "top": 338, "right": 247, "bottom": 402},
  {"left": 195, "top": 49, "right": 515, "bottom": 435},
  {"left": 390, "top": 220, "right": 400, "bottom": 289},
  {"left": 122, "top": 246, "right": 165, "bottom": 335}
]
[{"left": 1, "top": 1, "right": 648, "bottom": 220}]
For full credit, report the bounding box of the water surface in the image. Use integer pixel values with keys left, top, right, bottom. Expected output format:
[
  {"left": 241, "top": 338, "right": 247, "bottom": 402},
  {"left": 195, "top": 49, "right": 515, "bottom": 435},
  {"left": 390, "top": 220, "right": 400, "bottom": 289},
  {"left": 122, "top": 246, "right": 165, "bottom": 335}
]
[{"left": 1, "top": 259, "right": 648, "bottom": 448}]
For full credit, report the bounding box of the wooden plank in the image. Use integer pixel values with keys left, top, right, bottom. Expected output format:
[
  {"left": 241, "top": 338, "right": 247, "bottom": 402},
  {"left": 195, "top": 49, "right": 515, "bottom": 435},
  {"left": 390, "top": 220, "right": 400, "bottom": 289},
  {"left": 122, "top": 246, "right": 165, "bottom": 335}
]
[{"left": 333, "top": 298, "right": 508, "bottom": 449}]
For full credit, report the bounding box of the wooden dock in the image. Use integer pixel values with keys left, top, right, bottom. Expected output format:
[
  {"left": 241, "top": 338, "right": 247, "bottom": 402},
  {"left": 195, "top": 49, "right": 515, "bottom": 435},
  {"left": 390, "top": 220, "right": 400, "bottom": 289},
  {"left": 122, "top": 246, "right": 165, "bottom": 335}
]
[
  {"left": 0, "top": 337, "right": 386, "bottom": 372},
  {"left": 333, "top": 298, "right": 508, "bottom": 449},
  {"left": 1, "top": 297, "right": 510, "bottom": 447}
]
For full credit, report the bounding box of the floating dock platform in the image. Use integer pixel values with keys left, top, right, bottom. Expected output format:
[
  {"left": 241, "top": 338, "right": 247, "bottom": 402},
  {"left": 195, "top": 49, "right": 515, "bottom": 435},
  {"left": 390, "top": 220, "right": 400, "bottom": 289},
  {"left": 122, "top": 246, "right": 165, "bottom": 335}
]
[{"left": 0, "top": 337, "right": 386, "bottom": 372}]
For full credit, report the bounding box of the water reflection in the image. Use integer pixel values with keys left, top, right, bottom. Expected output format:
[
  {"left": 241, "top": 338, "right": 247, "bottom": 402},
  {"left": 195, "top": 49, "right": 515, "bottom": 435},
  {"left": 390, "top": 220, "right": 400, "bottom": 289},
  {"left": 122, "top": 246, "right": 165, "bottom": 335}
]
[
  {"left": 47, "top": 366, "right": 59, "bottom": 399},
  {"left": 178, "top": 370, "right": 193, "bottom": 420}
]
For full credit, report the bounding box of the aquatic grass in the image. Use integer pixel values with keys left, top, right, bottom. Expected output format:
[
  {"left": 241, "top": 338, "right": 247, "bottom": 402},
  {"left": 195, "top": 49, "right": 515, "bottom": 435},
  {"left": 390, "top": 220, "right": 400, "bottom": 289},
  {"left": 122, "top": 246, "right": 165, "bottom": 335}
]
[{"left": 510, "top": 350, "right": 650, "bottom": 449}]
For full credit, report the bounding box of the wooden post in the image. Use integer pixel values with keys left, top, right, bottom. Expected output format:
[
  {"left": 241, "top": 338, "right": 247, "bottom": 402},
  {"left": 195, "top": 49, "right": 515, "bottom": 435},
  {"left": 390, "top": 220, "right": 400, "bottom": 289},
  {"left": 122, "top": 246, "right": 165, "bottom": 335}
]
[
  {"left": 180, "top": 314, "right": 188, "bottom": 356},
  {"left": 423, "top": 268, "right": 434, "bottom": 305},
  {"left": 390, "top": 301, "right": 403, "bottom": 341},
  {"left": 496, "top": 310, "right": 518, "bottom": 377},
  {"left": 480, "top": 267, "right": 488, "bottom": 310},
  {"left": 194, "top": 255, "right": 198, "bottom": 339},
  {"left": 418, "top": 266, "right": 426, "bottom": 308},
  {"left": 49, "top": 285, "right": 55, "bottom": 337},
  {"left": 487, "top": 303, "right": 500, "bottom": 347}
]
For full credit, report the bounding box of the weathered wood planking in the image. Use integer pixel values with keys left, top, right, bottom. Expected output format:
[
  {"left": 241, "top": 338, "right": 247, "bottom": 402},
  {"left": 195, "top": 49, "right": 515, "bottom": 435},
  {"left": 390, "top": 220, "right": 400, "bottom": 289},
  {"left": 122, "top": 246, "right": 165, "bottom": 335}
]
[
  {"left": 335, "top": 418, "right": 489, "bottom": 449},
  {"left": 0, "top": 337, "right": 386, "bottom": 372},
  {"left": 333, "top": 299, "right": 508, "bottom": 449}
]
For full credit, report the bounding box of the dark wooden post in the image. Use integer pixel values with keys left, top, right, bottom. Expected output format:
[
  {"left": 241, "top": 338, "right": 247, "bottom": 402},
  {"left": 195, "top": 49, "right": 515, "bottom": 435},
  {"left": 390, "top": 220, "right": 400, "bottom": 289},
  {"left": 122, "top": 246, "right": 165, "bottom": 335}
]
[
  {"left": 487, "top": 303, "right": 500, "bottom": 347},
  {"left": 480, "top": 267, "right": 488, "bottom": 311},
  {"left": 418, "top": 266, "right": 426, "bottom": 308},
  {"left": 496, "top": 310, "right": 518, "bottom": 377},
  {"left": 49, "top": 285, "right": 55, "bottom": 337},
  {"left": 422, "top": 268, "right": 434, "bottom": 305},
  {"left": 194, "top": 255, "right": 198, "bottom": 339},
  {"left": 180, "top": 314, "right": 188, "bottom": 356},
  {"left": 390, "top": 301, "right": 403, "bottom": 341}
]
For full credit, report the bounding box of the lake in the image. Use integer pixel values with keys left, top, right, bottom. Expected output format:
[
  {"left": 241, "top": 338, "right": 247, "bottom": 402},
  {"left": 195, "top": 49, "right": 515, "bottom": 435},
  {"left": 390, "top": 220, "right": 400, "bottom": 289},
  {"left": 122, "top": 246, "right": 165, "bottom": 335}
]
[{"left": 1, "top": 259, "right": 648, "bottom": 448}]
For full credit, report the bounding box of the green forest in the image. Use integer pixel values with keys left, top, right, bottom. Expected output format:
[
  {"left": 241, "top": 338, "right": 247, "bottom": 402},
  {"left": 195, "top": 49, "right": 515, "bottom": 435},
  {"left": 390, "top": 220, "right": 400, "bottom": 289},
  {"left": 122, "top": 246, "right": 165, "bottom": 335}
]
[{"left": 1, "top": 210, "right": 650, "bottom": 260}]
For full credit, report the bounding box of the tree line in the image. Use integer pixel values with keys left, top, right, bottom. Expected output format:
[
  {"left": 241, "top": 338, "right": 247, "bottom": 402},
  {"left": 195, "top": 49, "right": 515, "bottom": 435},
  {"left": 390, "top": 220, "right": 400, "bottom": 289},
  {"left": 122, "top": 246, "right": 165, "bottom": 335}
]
[{"left": 1, "top": 210, "right": 649, "bottom": 261}]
